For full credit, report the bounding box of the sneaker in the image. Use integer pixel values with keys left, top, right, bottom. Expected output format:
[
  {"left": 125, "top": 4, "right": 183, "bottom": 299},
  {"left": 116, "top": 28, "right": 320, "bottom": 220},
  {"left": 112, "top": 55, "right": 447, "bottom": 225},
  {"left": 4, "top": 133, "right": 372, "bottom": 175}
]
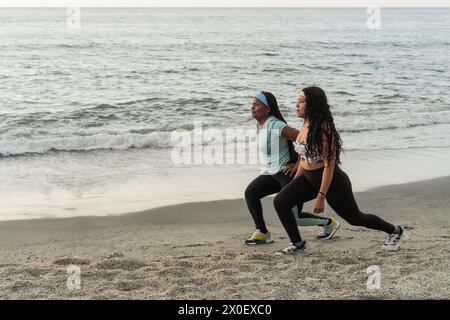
[
  {"left": 275, "top": 241, "right": 308, "bottom": 255},
  {"left": 382, "top": 226, "right": 409, "bottom": 251},
  {"left": 245, "top": 230, "right": 273, "bottom": 245},
  {"left": 317, "top": 218, "right": 340, "bottom": 240}
]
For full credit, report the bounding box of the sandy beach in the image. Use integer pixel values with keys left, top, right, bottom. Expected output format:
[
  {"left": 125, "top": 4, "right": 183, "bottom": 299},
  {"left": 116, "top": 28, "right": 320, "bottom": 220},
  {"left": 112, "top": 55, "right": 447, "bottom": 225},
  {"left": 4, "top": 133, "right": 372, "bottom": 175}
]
[{"left": 0, "top": 176, "right": 449, "bottom": 300}]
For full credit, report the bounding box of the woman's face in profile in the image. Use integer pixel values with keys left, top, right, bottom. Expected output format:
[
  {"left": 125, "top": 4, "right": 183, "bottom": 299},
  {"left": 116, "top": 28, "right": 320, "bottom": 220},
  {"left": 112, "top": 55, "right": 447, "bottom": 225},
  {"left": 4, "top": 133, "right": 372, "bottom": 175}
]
[
  {"left": 296, "top": 94, "right": 306, "bottom": 118},
  {"left": 251, "top": 98, "right": 269, "bottom": 119}
]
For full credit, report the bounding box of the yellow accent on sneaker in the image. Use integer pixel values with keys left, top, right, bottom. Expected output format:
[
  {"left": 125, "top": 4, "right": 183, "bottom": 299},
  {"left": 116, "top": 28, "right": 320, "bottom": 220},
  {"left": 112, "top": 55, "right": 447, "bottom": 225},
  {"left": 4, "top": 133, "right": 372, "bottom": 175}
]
[
  {"left": 245, "top": 230, "right": 273, "bottom": 245},
  {"left": 317, "top": 218, "right": 340, "bottom": 240},
  {"left": 248, "top": 231, "right": 265, "bottom": 241}
]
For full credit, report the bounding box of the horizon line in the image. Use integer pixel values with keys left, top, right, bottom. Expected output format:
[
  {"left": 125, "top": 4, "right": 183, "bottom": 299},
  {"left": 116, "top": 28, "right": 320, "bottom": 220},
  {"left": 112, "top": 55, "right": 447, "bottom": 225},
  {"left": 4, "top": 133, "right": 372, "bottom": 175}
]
[
  {"left": 2, "top": 6, "right": 450, "bottom": 8},
  {"left": 0, "top": 5, "right": 450, "bottom": 9}
]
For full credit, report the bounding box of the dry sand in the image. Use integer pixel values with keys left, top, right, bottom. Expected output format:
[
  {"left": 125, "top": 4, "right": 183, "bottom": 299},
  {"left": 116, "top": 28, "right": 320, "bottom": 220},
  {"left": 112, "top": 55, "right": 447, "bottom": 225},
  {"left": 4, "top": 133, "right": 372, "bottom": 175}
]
[{"left": 0, "top": 177, "right": 449, "bottom": 299}]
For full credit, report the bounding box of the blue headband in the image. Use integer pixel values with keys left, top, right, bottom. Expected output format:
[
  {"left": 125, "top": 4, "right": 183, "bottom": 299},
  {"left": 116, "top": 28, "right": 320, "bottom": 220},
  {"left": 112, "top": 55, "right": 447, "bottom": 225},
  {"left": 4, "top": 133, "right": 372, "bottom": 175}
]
[{"left": 255, "top": 92, "right": 269, "bottom": 108}]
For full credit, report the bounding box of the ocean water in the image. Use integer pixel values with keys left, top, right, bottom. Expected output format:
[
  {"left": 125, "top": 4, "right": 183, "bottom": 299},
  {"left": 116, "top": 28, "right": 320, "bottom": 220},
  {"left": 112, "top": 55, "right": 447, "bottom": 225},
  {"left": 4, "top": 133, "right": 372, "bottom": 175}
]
[{"left": 1, "top": 8, "right": 449, "bottom": 220}]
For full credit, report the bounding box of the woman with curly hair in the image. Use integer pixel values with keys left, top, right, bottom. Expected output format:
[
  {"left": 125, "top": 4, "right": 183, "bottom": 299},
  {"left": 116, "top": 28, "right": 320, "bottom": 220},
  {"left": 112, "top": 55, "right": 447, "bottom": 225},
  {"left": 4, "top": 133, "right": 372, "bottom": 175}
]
[
  {"left": 273, "top": 86, "right": 408, "bottom": 255},
  {"left": 244, "top": 91, "right": 340, "bottom": 245}
]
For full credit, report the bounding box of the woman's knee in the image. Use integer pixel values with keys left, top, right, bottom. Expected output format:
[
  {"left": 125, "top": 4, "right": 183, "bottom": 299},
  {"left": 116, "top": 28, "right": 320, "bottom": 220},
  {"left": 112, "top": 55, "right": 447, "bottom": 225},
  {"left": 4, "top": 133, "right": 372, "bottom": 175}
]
[
  {"left": 244, "top": 184, "right": 258, "bottom": 200},
  {"left": 273, "top": 192, "right": 288, "bottom": 212},
  {"left": 328, "top": 198, "right": 364, "bottom": 226}
]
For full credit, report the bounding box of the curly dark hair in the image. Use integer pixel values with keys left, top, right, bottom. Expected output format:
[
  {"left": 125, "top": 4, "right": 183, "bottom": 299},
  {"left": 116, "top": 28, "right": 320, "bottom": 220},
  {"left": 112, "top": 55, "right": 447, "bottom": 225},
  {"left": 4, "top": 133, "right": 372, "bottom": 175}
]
[
  {"left": 301, "top": 86, "right": 342, "bottom": 165},
  {"left": 260, "top": 91, "right": 298, "bottom": 163}
]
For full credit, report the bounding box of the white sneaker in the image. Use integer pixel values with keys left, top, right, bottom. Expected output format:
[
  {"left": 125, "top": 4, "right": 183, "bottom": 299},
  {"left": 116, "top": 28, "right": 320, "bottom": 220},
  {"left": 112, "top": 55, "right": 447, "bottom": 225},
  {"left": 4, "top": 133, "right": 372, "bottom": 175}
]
[
  {"left": 275, "top": 241, "right": 308, "bottom": 255},
  {"left": 382, "top": 226, "right": 409, "bottom": 251}
]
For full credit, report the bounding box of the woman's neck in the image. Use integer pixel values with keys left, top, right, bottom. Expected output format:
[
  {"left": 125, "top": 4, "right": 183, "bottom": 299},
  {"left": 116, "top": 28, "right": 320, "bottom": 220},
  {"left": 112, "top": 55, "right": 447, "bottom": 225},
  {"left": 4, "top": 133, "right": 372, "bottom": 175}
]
[{"left": 257, "top": 115, "right": 269, "bottom": 127}]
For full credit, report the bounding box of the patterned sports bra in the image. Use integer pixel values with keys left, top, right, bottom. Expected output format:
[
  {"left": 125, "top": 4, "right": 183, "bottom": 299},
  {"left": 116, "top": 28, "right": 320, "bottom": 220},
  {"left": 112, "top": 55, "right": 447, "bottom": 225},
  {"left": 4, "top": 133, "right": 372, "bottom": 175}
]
[{"left": 293, "top": 140, "right": 323, "bottom": 164}]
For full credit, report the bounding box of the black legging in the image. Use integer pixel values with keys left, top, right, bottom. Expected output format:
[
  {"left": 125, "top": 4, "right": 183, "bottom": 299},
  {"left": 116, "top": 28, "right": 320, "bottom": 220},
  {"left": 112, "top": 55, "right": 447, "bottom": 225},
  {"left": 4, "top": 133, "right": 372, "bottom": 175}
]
[
  {"left": 273, "top": 165, "right": 395, "bottom": 244},
  {"left": 245, "top": 171, "right": 329, "bottom": 233}
]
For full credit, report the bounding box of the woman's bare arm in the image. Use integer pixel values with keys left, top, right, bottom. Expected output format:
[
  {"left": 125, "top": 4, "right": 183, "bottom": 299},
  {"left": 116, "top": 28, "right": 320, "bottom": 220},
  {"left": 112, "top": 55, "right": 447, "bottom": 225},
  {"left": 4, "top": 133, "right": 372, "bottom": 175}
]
[
  {"left": 281, "top": 126, "right": 299, "bottom": 142},
  {"left": 318, "top": 134, "right": 336, "bottom": 197}
]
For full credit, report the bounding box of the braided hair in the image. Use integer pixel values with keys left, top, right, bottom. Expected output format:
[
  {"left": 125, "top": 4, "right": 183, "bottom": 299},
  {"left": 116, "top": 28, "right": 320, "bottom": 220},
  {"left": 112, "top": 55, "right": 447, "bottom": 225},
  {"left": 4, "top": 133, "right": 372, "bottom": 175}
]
[{"left": 260, "top": 91, "right": 298, "bottom": 163}]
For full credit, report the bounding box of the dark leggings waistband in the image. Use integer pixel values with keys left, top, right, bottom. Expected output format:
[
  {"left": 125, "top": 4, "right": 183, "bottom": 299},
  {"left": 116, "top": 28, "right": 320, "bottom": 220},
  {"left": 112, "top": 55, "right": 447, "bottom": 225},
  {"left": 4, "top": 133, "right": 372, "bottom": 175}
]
[
  {"left": 302, "top": 166, "right": 325, "bottom": 173},
  {"left": 302, "top": 165, "right": 346, "bottom": 186}
]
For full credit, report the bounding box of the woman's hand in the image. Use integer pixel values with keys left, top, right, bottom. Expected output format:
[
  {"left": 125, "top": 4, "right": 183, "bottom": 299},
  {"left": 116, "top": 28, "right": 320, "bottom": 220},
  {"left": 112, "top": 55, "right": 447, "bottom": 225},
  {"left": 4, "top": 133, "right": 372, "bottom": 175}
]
[
  {"left": 283, "top": 162, "right": 299, "bottom": 177},
  {"left": 313, "top": 195, "right": 325, "bottom": 214}
]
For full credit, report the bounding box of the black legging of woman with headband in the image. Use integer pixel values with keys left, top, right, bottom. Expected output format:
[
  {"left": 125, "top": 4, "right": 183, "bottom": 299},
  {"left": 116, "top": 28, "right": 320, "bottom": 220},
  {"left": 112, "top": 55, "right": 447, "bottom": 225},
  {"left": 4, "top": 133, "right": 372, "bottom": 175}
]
[
  {"left": 274, "top": 165, "right": 395, "bottom": 245},
  {"left": 245, "top": 171, "right": 307, "bottom": 234}
]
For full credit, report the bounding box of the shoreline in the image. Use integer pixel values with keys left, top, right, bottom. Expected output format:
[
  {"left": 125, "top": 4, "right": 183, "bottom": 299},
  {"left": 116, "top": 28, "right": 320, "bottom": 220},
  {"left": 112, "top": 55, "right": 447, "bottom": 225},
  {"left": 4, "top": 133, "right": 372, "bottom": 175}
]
[
  {"left": 2, "top": 145, "right": 450, "bottom": 222},
  {"left": 0, "top": 174, "right": 449, "bottom": 225}
]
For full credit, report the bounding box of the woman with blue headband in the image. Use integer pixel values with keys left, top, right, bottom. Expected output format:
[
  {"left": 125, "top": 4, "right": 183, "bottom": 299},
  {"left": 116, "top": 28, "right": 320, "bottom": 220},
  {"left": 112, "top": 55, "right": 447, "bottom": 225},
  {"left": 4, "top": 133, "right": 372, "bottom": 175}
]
[{"left": 244, "top": 91, "right": 340, "bottom": 245}]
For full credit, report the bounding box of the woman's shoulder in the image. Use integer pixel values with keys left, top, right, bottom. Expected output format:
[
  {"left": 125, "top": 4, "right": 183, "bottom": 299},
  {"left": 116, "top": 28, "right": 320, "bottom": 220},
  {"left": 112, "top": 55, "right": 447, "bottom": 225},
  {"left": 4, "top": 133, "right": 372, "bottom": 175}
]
[{"left": 267, "top": 116, "right": 286, "bottom": 127}]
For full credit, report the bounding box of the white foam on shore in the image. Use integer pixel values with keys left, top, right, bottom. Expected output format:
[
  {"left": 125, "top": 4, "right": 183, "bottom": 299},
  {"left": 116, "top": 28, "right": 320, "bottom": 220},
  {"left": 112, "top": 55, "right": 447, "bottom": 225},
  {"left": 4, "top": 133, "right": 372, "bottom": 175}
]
[{"left": 0, "top": 146, "right": 449, "bottom": 221}]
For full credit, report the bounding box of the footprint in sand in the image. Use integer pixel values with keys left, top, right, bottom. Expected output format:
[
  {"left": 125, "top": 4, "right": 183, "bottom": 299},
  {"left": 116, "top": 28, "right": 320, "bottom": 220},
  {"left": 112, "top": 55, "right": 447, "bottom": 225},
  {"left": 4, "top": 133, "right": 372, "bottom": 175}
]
[
  {"left": 157, "top": 266, "right": 190, "bottom": 277},
  {"left": 172, "top": 243, "right": 214, "bottom": 248},
  {"left": 95, "top": 258, "right": 147, "bottom": 271},
  {"left": 115, "top": 280, "right": 145, "bottom": 292},
  {"left": 22, "top": 267, "right": 52, "bottom": 277},
  {"left": 7, "top": 280, "right": 36, "bottom": 292},
  {"left": 334, "top": 257, "right": 360, "bottom": 265},
  {"left": 53, "top": 257, "right": 91, "bottom": 266},
  {"left": 106, "top": 252, "right": 125, "bottom": 259},
  {"left": 237, "top": 253, "right": 277, "bottom": 262}
]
